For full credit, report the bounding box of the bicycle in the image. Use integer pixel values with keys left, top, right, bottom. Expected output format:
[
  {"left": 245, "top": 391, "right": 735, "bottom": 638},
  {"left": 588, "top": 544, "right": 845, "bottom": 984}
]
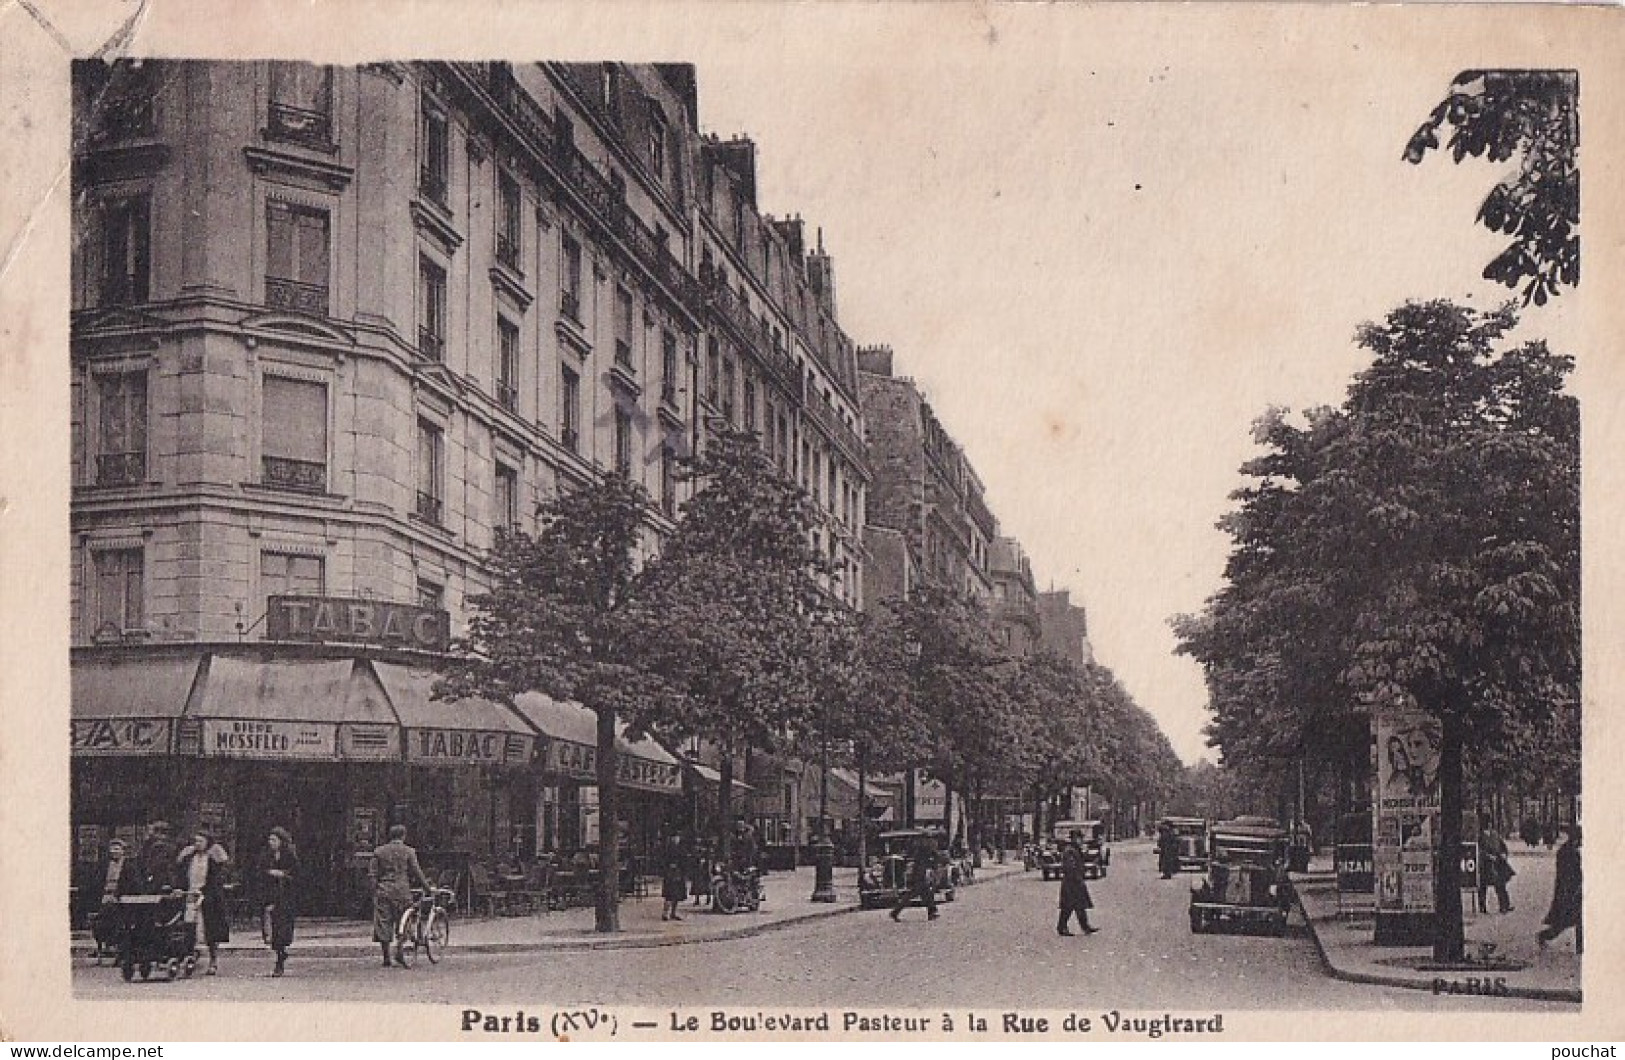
[{"left": 393, "top": 886, "right": 454, "bottom": 966}]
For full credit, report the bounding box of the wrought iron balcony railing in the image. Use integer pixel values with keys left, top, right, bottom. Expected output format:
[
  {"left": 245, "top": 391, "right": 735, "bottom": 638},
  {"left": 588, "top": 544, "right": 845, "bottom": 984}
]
[
  {"left": 559, "top": 288, "right": 581, "bottom": 323},
  {"left": 262, "top": 455, "right": 326, "bottom": 493},
  {"left": 417, "top": 327, "right": 445, "bottom": 362},
  {"left": 497, "top": 382, "right": 519, "bottom": 411},
  {"left": 495, "top": 234, "right": 521, "bottom": 271},
  {"left": 95, "top": 452, "right": 146, "bottom": 487},
  {"left": 265, "top": 276, "right": 329, "bottom": 317},
  {"left": 266, "top": 101, "right": 334, "bottom": 150},
  {"left": 415, "top": 490, "right": 444, "bottom": 525}
]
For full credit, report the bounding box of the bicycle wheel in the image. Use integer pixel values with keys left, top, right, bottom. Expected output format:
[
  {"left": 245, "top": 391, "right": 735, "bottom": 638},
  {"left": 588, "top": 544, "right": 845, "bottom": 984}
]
[
  {"left": 396, "top": 908, "right": 419, "bottom": 967},
  {"left": 424, "top": 908, "right": 449, "bottom": 964},
  {"left": 713, "top": 880, "right": 739, "bottom": 914}
]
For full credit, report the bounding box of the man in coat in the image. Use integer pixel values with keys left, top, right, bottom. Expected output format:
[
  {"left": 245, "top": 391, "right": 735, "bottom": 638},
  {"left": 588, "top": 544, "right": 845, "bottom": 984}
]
[
  {"left": 1156, "top": 820, "right": 1181, "bottom": 879},
  {"left": 1538, "top": 825, "right": 1581, "bottom": 953},
  {"left": 131, "top": 820, "right": 178, "bottom": 894},
  {"left": 1058, "top": 830, "right": 1099, "bottom": 936},
  {"left": 370, "top": 824, "right": 432, "bottom": 967},
  {"left": 890, "top": 829, "right": 942, "bottom": 922},
  {"left": 1476, "top": 818, "right": 1514, "bottom": 914}
]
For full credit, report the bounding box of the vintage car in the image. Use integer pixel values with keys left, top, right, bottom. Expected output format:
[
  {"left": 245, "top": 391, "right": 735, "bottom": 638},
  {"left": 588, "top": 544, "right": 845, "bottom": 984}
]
[
  {"left": 1051, "top": 819, "right": 1110, "bottom": 879},
  {"left": 1188, "top": 818, "right": 1293, "bottom": 935},
  {"left": 1163, "top": 816, "right": 1210, "bottom": 872},
  {"left": 857, "top": 829, "right": 957, "bottom": 909}
]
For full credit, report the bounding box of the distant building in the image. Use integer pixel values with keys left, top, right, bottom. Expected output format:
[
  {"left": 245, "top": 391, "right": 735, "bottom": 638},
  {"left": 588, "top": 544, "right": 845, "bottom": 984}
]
[
  {"left": 1038, "top": 589, "right": 1096, "bottom": 666},
  {"left": 989, "top": 537, "right": 1042, "bottom": 657}
]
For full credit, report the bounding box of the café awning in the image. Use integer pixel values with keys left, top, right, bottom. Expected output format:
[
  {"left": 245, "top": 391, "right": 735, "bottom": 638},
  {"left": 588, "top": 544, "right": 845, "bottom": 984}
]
[
  {"left": 374, "top": 662, "right": 535, "bottom": 768},
  {"left": 70, "top": 655, "right": 201, "bottom": 755},
  {"left": 185, "top": 656, "right": 370, "bottom": 759},
  {"left": 686, "top": 762, "right": 756, "bottom": 794},
  {"left": 510, "top": 693, "right": 683, "bottom": 794}
]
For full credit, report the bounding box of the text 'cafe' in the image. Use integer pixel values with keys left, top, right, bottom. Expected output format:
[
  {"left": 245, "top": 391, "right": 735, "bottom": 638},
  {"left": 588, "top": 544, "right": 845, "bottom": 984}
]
[{"left": 70, "top": 594, "right": 683, "bottom": 918}]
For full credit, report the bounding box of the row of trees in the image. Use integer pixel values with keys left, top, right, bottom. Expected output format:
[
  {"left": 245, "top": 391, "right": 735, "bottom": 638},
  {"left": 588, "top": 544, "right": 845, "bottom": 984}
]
[
  {"left": 437, "top": 424, "right": 1182, "bottom": 932},
  {"left": 1177, "top": 70, "right": 1581, "bottom": 962}
]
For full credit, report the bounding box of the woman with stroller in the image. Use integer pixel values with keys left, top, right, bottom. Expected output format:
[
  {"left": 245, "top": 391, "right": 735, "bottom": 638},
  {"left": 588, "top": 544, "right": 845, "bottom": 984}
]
[
  {"left": 258, "top": 826, "right": 300, "bottom": 977},
  {"left": 175, "top": 829, "right": 231, "bottom": 975}
]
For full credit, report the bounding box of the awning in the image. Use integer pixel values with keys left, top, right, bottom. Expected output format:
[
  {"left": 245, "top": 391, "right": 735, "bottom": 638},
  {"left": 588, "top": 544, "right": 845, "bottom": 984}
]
[
  {"left": 186, "top": 656, "right": 366, "bottom": 759},
  {"left": 828, "top": 767, "right": 895, "bottom": 803},
  {"left": 511, "top": 693, "right": 683, "bottom": 794},
  {"left": 686, "top": 762, "right": 756, "bottom": 794},
  {"left": 375, "top": 662, "right": 535, "bottom": 768},
  {"left": 71, "top": 655, "right": 201, "bottom": 755}
]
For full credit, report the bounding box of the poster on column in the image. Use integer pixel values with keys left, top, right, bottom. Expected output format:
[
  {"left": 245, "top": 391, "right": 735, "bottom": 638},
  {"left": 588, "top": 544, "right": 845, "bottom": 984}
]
[{"left": 1373, "top": 710, "right": 1443, "bottom": 914}]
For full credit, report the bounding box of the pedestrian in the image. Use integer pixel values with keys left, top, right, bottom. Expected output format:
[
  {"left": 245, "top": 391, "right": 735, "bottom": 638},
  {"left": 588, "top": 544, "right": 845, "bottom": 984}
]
[
  {"left": 889, "top": 829, "right": 941, "bottom": 922},
  {"left": 176, "top": 829, "right": 231, "bottom": 975},
  {"left": 660, "top": 835, "right": 687, "bottom": 922},
  {"left": 371, "top": 824, "right": 431, "bottom": 968},
  {"left": 1476, "top": 818, "right": 1514, "bottom": 915},
  {"left": 259, "top": 826, "right": 299, "bottom": 977},
  {"left": 687, "top": 838, "right": 712, "bottom": 908},
  {"left": 1057, "top": 830, "right": 1099, "bottom": 936},
  {"left": 132, "top": 820, "right": 178, "bottom": 894},
  {"left": 91, "top": 838, "right": 130, "bottom": 960},
  {"left": 1156, "top": 820, "right": 1180, "bottom": 879},
  {"left": 1537, "top": 825, "right": 1581, "bottom": 953}
]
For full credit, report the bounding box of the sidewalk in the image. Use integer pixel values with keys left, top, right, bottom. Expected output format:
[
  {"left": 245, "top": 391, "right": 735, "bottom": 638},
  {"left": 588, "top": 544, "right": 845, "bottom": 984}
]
[
  {"left": 1291, "top": 850, "right": 1580, "bottom": 1004},
  {"left": 73, "top": 861, "right": 1027, "bottom": 961}
]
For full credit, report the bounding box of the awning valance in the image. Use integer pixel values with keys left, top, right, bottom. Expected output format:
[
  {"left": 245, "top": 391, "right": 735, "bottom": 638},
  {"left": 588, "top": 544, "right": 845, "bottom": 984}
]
[
  {"left": 375, "top": 662, "right": 535, "bottom": 768},
  {"left": 70, "top": 656, "right": 200, "bottom": 755},
  {"left": 510, "top": 693, "right": 683, "bottom": 794}
]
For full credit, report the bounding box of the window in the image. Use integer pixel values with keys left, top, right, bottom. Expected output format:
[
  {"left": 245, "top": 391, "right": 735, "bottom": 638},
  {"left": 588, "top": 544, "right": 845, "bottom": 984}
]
[
  {"left": 95, "top": 371, "right": 147, "bottom": 486},
  {"left": 417, "top": 579, "right": 444, "bottom": 610},
  {"left": 83, "top": 60, "right": 159, "bottom": 143},
  {"left": 93, "top": 548, "right": 143, "bottom": 635},
  {"left": 267, "top": 62, "right": 333, "bottom": 148},
  {"left": 99, "top": 196, "right": 150, "bottom": 306},
  {"left": 496, "top": 170, "right": 522, "bottom": 270},
  {"left": 705, "top": 337, "right": 721, "bottom": 405},
  {"left": 261, "top": 552, "right": 324, "bottom": 610},
  {"left": 613, "top": 407, "right": 632, "bottom": 477},
  {"left": 614, "top": 286, "right": 634, "bottom": 368},
  {"left": 261, "top": 376, "right": 327, "bottom": 491},
  {"left": 497, "top": 317, "right": 519, "bottom": 411},
  {"left": 418, "top": 256, "right": 446, "bottom": 360},
  {"left": 827, "top": 459, "right": 837, "bottom": 513},
  {"left": 416, "top": 419, "right": 444, "bottom": 525},
  {"left": 560, "top": 236, "right": 582, "bottom": 320},
  {"left": 648, "top": 117, "right": 667, "bottom": 179},
  {"left": 265, "top": 201, "right": 330, "bottom": 316},
  {"left": 660, "top": 331, "right": 678, "bottom": 405},
  {"left": 721, "top": 359, "right": 736, "bottom": 424},
  {"left": 743, "top": 379, "right": 757, "bottom": 434},
  {"left": 419, "top": 95, "right": 449, "bottom": 204},
  {"left": 812, "top": 448, "right": 823, "bottom": 504},
  {"left": 762, "top": 397, "right": 777, "bottom": 460},
  {"left": 660, "top": 446, "right": 677, "bottom": 516},
  {"left": 560, "top": 366, "right": 580, "bottom": 452},
  {"left": 494, "top": 463, "right": 519, "bottom": 531}
]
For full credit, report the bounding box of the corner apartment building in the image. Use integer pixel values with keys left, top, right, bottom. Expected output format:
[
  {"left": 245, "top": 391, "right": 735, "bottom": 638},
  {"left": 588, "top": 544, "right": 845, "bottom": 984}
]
[
  {"left": 989, "top": 536, "right": 1042, "bottom": 657},
  {"left": 68, "top": 59, "right": 864, "bottom": 914}
]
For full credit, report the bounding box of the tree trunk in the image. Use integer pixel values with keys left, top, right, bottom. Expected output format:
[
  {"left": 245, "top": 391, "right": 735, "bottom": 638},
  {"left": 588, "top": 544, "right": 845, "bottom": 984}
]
[
  {"left": 857, "top": 751, "right": 869, "bottom": 870},
  {"left": 717, "top": 750, "right": 735, "bottom": 867},
  {"left": 592, "top": 705, "right": 621, "bottom": 933},
  {"left": 1433, "top": 709, "right": 1466, "bottom": 963}
]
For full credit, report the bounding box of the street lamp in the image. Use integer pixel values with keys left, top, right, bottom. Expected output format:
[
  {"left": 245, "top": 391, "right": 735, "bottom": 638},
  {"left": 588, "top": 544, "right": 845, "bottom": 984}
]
[{"left": 810, "top": 706, "right": 837, "bottom": 903}]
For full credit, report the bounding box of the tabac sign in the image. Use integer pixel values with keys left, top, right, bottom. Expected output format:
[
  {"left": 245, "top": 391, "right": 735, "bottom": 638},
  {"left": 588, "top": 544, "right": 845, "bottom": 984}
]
[
  {"left": 267, "top": 595, "right": 450, "bottom": 653},
  {"left": 71, "top": 718, "right": 171, "bottom": 756},
  {"left": 408, "top": 729, "right": 534, "bottom": 767}
]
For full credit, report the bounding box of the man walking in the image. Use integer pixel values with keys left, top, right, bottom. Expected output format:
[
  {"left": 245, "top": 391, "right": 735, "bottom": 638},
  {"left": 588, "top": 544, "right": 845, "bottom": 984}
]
[
  {"left": 1476, "top": 817, "right": 1514, "bottom": 914},
  {"left": 1057, "top": 830, "right": 1099, "bottom": 936},
  {"left": 890, "top": 829, "right": 942, "bottom": 922},
  {"left": 370, "top": 824, "right": 432, "bottom": 967}
]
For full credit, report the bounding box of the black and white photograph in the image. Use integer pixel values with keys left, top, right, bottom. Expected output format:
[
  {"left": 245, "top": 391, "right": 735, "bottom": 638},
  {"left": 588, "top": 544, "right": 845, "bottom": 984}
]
[{"left": 2, "top": 0, "right": 1622, "bottom": 1044}]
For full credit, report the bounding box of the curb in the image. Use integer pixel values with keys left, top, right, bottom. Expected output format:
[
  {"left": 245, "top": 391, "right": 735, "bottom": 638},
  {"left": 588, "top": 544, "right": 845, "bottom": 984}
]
[
  {"left": 74, "top": 867, "right": 1026, "bottom": 962},
  {"left": 1291, "top": 890, "right": 1581, "bottom": 1004}
]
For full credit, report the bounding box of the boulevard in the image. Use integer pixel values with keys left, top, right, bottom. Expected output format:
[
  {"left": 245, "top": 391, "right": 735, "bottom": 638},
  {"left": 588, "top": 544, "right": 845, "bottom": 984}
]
[{"left": 72, "top": 845, "right": 1570, "bottom": 1012}]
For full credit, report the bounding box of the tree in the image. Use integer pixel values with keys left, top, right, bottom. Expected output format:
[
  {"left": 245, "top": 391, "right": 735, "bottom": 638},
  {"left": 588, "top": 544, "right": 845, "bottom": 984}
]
[
  {"left": 436, "top": 474, "right": 667, "bottom": 933},
  {"left": 636, "top": 426, "right": 833, "bottom": 860},
  {"left": 1406, "top": 70, "right": 1579, "bottom": 305},
  {"left": 1182, "top": 300, "right": 1578, "bottom": 960}
]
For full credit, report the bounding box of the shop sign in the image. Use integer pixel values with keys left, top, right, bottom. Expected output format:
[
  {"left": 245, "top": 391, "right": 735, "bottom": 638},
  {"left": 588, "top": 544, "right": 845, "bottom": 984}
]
[
  {"left": 408, "top": 728, "right": 533, "bottom": 766},
  {"left": 201, "top": 719, "right": 336, "bottom": 759},
  {"left": 546, "top": 740, "right": 681, "bottom": 792},
  {"left": 71, "top": 718, "right": 171, "bottom": 755},
  {"left": 267, "top": 594, "right": 450, "bottom": 652},
  {"left": 1334, "top": 842, "right": 1375, "bottom": 894},
  {"left": 340, "top": 723, "right": 400, "bottom": 761}
]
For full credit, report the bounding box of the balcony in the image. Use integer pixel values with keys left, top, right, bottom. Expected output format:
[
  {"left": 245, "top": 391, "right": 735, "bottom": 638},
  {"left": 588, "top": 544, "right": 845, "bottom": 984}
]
[
  {"left": 704, "top": 280, "right": 803, "bottom": 400},
  {"left": 497, "top": 381, "right": 519, "bottom": 412},
  {"left": 417, "top": 327, "right": 445, "bottom": 362},
  {"left": 265, "top": 276, "right": 329, "bottom": 317},
  {"left": 415, "top": 490, "right": 444, "bottom": 525},
  {"left": 265, "top": 101, "right": 335, "bottom": 152},
  {"left": 495, "top": 234, "right": 521, "bottom": 272},
  {"left": 262, "top": 456, "right": 326, "bottom": 493},
  {"left": 94, "top": 451, "right": 146, "bottom": 487},
  {"left": 418, "top": 167, "right": 449, "bottom": 208}
]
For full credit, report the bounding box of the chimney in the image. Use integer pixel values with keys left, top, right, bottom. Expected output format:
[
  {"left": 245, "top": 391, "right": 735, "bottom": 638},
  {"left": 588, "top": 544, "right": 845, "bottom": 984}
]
[
  {"left": 770, "top": 215, "right": 805, "bottom": 261},
  {"left": 857, "top": 344, "right": 894, "bottom": 376},
  {"left": 807, "top": 226, "right": 837, "bottom": 318},
  {"left": 706, "top": 135, "right": 758, "bottom": 208}
]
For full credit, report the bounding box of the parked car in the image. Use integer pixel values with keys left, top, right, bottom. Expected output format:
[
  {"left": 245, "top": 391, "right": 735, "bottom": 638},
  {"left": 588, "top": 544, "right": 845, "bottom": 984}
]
[
  {"left": 1035, "top": 839, "right": 1063, "bottom": 880},
  {"left": 858, "top": 829, "right": 957, "bottom": 909},
  {"left": 1051, "top": 819, "right": 1110, "bottom": 879},
  {"left": 1188, "top": 818, "right": 1292, "bottom": 936},
  {"left": 1162, "top": 816, "right": 1210, "bottom": 872}
]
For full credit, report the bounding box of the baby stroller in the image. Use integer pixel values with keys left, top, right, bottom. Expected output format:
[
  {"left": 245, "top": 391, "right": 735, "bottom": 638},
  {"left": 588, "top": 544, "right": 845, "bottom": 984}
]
[{"left": 113, "top": 891, "right": 199, "bottom": 982}]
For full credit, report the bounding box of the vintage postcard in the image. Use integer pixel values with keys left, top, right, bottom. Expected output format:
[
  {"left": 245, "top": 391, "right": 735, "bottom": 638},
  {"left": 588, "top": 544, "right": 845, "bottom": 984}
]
[{"left": 2, "top": 0, "right": 1623, "bottom": 1044}]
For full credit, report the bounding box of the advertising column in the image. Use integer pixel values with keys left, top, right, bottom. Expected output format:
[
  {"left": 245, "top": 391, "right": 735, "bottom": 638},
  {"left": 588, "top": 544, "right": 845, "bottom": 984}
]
[{"left": 1372, "top": 709, "right": 1443, "bottom": 945}]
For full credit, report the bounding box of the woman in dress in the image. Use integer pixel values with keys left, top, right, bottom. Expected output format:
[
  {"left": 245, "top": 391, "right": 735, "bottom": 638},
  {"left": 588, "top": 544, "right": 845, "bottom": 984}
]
[
  {"left": 259, "top": 826, "right": 299, "bottom": 977},
  {"left": 175, "top": 830, "right": 231, "bottom": 974},
  {"left": 660, "top": 835, "right": 688, "bottom": 922}
]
